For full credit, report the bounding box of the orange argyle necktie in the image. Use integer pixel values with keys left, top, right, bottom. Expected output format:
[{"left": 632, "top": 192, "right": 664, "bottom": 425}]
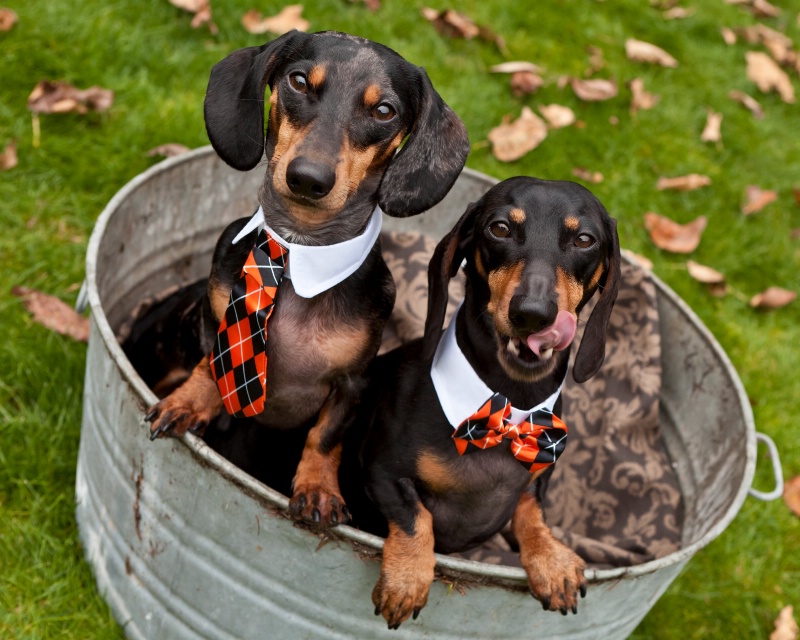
[
  {"left": 452, "top": 392, "right": 568, "bottom": 473},
  {"left": 209, "top": 229, "right": 287, "bottom": 418}
]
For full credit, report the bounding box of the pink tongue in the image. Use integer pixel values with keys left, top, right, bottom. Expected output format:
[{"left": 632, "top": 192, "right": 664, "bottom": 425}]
[{"left": 526, "top": 311, "right": 577, "bottom": 356}]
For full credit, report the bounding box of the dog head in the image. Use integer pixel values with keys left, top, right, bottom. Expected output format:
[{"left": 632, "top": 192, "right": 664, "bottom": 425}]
[
  {"left": 424, "top": 176, "right": 620, "bottom": 384},
  {"left": 204, "top": 31, "right": 470, "bottom": 234}
]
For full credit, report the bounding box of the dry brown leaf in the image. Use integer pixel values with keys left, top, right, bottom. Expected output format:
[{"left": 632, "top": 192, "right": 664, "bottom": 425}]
[
  {"left": 771, "top": 606, "right": 799, "bottom": 640},
  {"left": 539, "top": 104, "right": 575, "bottom": 128},
  {"left": 510, "top": 71, "right": 543, "bottom": 97},
  {"left": 586, "top": 46, "right": 605, "bottom": 76},
  {"left": 742, "top": 185, "right": 778, "bottom": 214},
  {"left": 657, "top": 174, "right": 712, "bottom": 191},
  {"left": 622, "top": 249, "right": 654, "bottom": 271},
  {"left": 242, "top": 5, "right": 309, "bottom": 34},
  {"left": 487, "top": 107, "right": 547, "bottom": 162},
  {"left": 793, "top": 187, "right": 800, "bottom": 206},
  {"left": 701, "top": 111, "right": 723, "bottom": 142},
  {"left": 422, "top": 6, "right": 505, "bottom": 49},
  {"left": 752, "top": 0, "right": 781, "bottom": 18},
  {"left": 490, "top": 61, "right": 541, "bottom": 74},
  {"left": 147, "top": 143, "right": 191, "bottom": 158},
  {"left": 747, "top": 51, "right": 795, "bottom": 103},
  {"left": 570, "top": 78, "right": 618, "bottom": 101},
  {"left": 663, "top": 6, "right": 694, "bottom": 19},
  {"left": 687, "top": 260, "right": 725, "bottom": 284},
  {"left": 348, "top": 0, "right": 380, "bottom": 11},
  {"left": 784, "top": 477, "right": 800, "bottom": 518},
  {"left": 741, "top": 25, "right": 796, "bottom": 66},
  {"left": 629, "top": 77, "right": 660, "bottom": 113},
  {"left": 12, "top": 287, "right": 90, "bottom": 342},
  {"left": 572, "top": 167, "right": 604, "bottom": 183},
  {"left": 721, "top": 27, "right": 737, "bottom": 45},
  {"left": 169, "top": 0, "right": 217, "bottom": 34},
  {"left": 750, "top": 286, "right": 797, "bottom": 309},
  {"left": 792, "top": 228, "right": 800, "bottom": 240},
  {"left": 0, "top": 7, "right": 17, "bottom": 31},
  {"left": 27, "top": 81, "right": 114, "bottom": 114},
  {"left": 729, "top": 89, "right": 764, "bottom": 118},
  {"left": 0, "top": 140, "right": 17, "bottom": 171},
  {"left": 625, "top": 38, "right": 679, "bottom": 67},
  {"left": 644, "top": 212, "right": 707, "bottom": 253}
]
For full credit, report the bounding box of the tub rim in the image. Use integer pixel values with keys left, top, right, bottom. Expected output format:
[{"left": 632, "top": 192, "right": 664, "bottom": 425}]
[{"left": 85, "top": 145, "right": 757, "bottom": 586}]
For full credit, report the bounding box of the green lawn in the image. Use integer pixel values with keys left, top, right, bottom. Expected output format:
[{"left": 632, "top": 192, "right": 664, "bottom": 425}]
[{"left": 1, "top": 0, "right": 799, "bottom": 638}]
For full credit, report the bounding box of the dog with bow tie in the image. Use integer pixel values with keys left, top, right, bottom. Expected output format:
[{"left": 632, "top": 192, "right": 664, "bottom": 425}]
[
  {"left": 145, "top": 30, "right": 469, "bottom": 527},
  {"left": 351, "top": 177, "right": 620, "bottom": 627}
]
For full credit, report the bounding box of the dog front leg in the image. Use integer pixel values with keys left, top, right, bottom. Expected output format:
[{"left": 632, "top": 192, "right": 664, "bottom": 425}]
[{"left": 512, "top": 484, "right": 587, "bottom": 615}]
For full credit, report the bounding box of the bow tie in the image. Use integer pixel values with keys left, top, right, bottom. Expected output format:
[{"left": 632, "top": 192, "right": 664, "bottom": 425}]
[
  {"left": 452, "top": 392, "right": 568, "bottom": 473},
  {"left": 210, "top": 228, "right": 287, "bottom": 417}
]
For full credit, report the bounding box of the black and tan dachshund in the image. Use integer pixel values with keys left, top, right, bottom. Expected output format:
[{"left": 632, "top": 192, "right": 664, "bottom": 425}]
[
  {"left": 145, "top": 30, "right": 470, "bottom": 527},
  {"left": 352, "top": 177, "right": 620, "bottom": 628}
]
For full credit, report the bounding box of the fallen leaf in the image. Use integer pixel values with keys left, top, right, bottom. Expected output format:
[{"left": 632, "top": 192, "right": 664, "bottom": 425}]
[
  {"left": 721, "top": 27, "right": 737, "bottom": 45},
  {"left": 784, "top": 477, "right": 800, "bottom": 518},
  {"left": 242, "top": 5, "right": 308, "bottom": 34},
  {"left": 663, "top": 6, "right": 694, "bottom": 19},
  {"left": 347, "top": 0, "right": 380, "bottom": 10},
  {"left": 625, "top": 38, "right": 679, "bottom": 67},
  {"left": 629, "top": 77, "right": 660, "bottom": 113},
  {"left": 742, "top": 185, "right": 778, "bottom": 214},
  {"left": 147, "top": 143, "right": 191, "bottom": 158},
  {"left": 570, "top": 78, "right": 618, "bottom": 101},
  {"left": 622, "top": 249, "right": 654, "bottom": 271},
  {"left": 701, "top": 111, "right": 723, "bottom": 142},
  {"left": 609, "top": 115, "right": 620, "bottom": 125},
  {"left": 750, "top": 286, "right": 797, "bottom": 309},
  {"left": 11, "top": 287, "right": 90, "bottom": 342},
  {"left": 585, "top": 46, "right": 605, "bottom": 76},
  {"left": 752, "top": 0, "right": 782, "bottom": 18},
  {"left": 27, "top": 81, "right": 114, "bottom": 114},
  {"left": 572, "top": 167, "right": 604, "bottom": 183},
  {"left": 740, "top": 24, "right": 796, "bottom": 66},
  {"left": 0, "top": 140, "right": 17, "bottom": 171},
  {"left": 687, "top": 260, "right": 725, "bottom": 284},
  {"left": 490, "top": 61, "right": 541, "bottom": 74},
  {"left": 0, "top": 7, "right": 17, "bottom": 31},
  {"left": 793, "top": 187, "right": 800, "bottom": 206},
  {"left": 656, "top": 174, "right": 712, "bottom": 191},
  {"left": 421, "top": 7, "right": 478, "bottom": 38},
  {"left": 792, "top": 228, "right": 800, "bottom": 240},
  {"left": 510, "top": 71, "right": 543, "bottom": 97},
  {"left": 169, "top": 0, "right": 217, "bottom": 34},
  {"left": 771, "top": 605, "right": 799, "bottom": 640},
  {"left": 644, "top": 212, "right": 707, "bottom": 253},
  {"left": 729, "top": 89, "right": 764, "bottom": 118},
  {"left": 539, "top": 104, "right": 575, "bottom": 128},
  {"left": 746, "top": 51, "right": 795, "bottom": 104},
  {"left": 487, "top": 107, "right": 548, "bottom": 162}
]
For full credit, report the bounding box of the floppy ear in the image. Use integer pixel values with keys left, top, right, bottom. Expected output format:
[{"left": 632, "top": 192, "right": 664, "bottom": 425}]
[
  {"left": 203, "top": 30, "right": 306, "bottom": 171},
  {"left": 572, "top": 216, "right": 621, "bottom": 383},
  {"left": 422, "top": 202, "right": 479, "bottom": 361},
  {"left": 378, "top": 67, "right": 471, "bottom": 218}
]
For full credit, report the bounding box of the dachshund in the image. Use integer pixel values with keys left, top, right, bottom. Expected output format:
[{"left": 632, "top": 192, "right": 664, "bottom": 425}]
[
  {"left": 144, "top": 30, "right": 470, "bottom": 528},
  {"left": 351, "top": 177, "right": 620, "bottom": 627}
]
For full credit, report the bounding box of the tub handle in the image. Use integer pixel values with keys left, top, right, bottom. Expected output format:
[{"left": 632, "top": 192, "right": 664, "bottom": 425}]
[{"left": 749, "top": 432, "right": 784, "bottom": 501}]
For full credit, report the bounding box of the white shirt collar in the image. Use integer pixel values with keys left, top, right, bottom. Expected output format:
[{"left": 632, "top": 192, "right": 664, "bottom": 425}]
[
  {"left": 231, "top": 205, "right": 383, "bottom": 298},
  {"left": 430, "top": 303, "right": 564, "bottom": 429}
]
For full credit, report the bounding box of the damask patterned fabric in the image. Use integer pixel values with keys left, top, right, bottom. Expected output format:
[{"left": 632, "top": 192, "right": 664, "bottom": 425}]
[{"left": 379, "top": 231, "right": 683, "bottom": 568}]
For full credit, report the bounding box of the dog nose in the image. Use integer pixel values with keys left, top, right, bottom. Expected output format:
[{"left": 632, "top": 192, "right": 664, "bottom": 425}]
[
  {"left": 508, "top": 294, "right": 558, "bottom": 333},
  {"left": 286, "top": 157, "right": 336, "bottom": 200}
]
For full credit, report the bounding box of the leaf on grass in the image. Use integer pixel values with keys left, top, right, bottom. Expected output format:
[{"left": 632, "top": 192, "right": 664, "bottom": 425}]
[
  {"left": 421, "top": 7, "right": 505, "bottom": 49},
  {"left": 622, "top": 249, "right": 654, "bottom": 271},
  {"left": 0, "top": 140, "right": 17, "bottom": 171},
  {"left": 721, "top": 28, "right": 737, "bottom": 45},
  {"left": 746, "top": 51, "right": 795, "bottom": 104},
  {"left": 792, "top": 228, "right": 800, "bottom": 240},
  {"left": 28, "top": 81, "right": 114, "bottom": 114},
  {"left": 625, "top": 38, "right": 678, "bottom": 67},
  {"left": 701, "top": 111, "right": 723, "bottom": 142},
  {"left": 570, "top": 78, "right": 618, "bottom": 101},
  {"left": 793, "top": 187, "right": 800, "bottom": 206},
  {"left": 539, "top": 104, "right": 575, "bottom": 128},
  {"left": 644, "top": 212, "right": 707, "bottom": 253},
  {"left": 11, "top": 287, "right": 90, "bottom": 342},
  {"left": 751, "top": 0, "right": 782, "bottom": 18},
  {"left": 169, "top": 0, "right": 217, "bottom": 34},
  {"left": 347, "top": 0, "right": 380, "bottom": 11},
  {"left": 750, "top": 286, "right": 797, "bottom": 309},
  {"left": 510, "top": 71, "right": 543, "bottom": 97},
  {"left": 585, "top": 46, "right": 605, "bottom": 76},
  {"left": 656, "top": 174, "right": 711, "bottom": 191},
  {"left": 784, "top": 477, "right": 800, "bottom": 518},
  {"left": 771, "top": 605, "right": 799, "bottom": 640},
  {"left": 490, "top": 61, "right": 541, "bottom": 74},
  {"left": 687, "top": 260, "right": 725, "bottom": 284},
  {"left": 147, "top": 143, "right": 191, "bottom": 158},
  {"left": 663, "top": 7, "right": 694, "bottom": 19},
  {"left": 0, "top": 7, "right": 17, "bottom": 31},
  {"left": 729, "top": 89, "right": 764, "bottom": 118},
  {"left": 572, "top": 167, "right": 603, "bottom": 183},
  {"left": 629, "top": 77, "right": 659, "bottom": 113},
  {"left": 487, "top": 107, "right": 547, "bottom": 162},
  {"left": 242, "top": 5, "right": 309, "bottom": 34},
  {"left": 742, "top": 185, "right": 778, "bottom": 214}
]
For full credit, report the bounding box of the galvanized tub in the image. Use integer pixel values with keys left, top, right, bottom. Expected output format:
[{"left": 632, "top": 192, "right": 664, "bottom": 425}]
[{"left": 77, "top": 146, "right": 759, "bottom": 639}]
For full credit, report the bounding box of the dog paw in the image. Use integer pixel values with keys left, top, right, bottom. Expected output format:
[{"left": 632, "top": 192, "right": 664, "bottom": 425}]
[
  {"left": 372, "top": 571, "right": 430, "bottom": 629},
  {"left": 145, "top": 393, "right": 214, "bottom": 441},
  {"left": 522, "top": 541, "right": 587, "bottom": 615},
  {"left": 288, "top": 485, "right": 350, "bottom": 527}
]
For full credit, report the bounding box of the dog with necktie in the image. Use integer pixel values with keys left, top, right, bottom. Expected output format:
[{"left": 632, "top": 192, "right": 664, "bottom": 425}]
[
  {"left": 144, "top": 30, "right": 470, "bottom": 527},
  {"left": 351, "top": 177, "right": 620, "bottom": 627}
]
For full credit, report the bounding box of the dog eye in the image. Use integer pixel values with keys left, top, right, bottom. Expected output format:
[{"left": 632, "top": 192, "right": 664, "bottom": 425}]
[
  {"left": 575, "top": 234, "right": 595, "bottom": 248},
  {"left": 372, "top": 103, "right": 396, "bottom": 122},
  {"left": 489, "top": 221, "right": 511, "bottom": 238},
  {"left": 289, "top": 73, "right": 308, "bottom": 94}
]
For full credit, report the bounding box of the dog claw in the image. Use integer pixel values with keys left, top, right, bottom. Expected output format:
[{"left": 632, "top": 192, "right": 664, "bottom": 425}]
[
  {"left": 580, "top": 583, "right": 587, "bottom": 598},
  {"left": 572, "top": 604, "right": 578, "bottom": 614},
  {"left": 330, "top": 510, "right": 338, "bottom": 524},
  {"left": 412, "top": 607, "right": 420, "bottom": 620},
  {"left": 144, "top": 407, "right": 159, "bottom": 422},
  {"left": 540, "top": 596, "right": 550, "bottom": 610},
  {"left": 342, "top": 506, "right": 351, "bottom": 522},
  {"left": 560, "top": 606, "right": 568, "bottom": 616},
  {"left": 312, "top": 508, "right": 321, "bottom": 523},
  {"left": 374, "top": 605, "right": 381, "bottom": 616}
]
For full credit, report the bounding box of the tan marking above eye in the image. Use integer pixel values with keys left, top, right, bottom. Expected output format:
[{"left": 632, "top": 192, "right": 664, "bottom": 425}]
[
  {"left": 363, "top": 83, "right": 382, "bottom": 107},
  {"left": 555, "top": 266, "right": 583, "bottom": 314},
  {"left": 564, "top": 216, "right": 580, "bottom": 230},
  {"left": 509, "top": 208, "right": 526, "bottom": 223},
  {"left": 308, "top": 65, "right": 326, "bottom": 88}
]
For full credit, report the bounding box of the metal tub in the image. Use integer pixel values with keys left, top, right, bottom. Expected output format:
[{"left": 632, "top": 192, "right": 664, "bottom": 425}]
[{"left": 77, "top": 147, "right": 758, "bottom": 639}]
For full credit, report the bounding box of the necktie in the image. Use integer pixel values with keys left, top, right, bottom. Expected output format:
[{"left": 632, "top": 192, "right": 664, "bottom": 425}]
[
  {"left": 452, "top": 392, "right": 568, "bottom": 473},
  {"left": 210, "top": 229, "right": 287, "bottom": 417}
]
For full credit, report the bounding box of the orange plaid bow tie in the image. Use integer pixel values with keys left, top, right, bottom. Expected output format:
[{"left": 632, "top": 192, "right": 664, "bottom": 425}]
[
  {"left": 452, "top": 392, "right": 568, "bottom": 473},
  {"left": 210, "top": 229, "right": 287, "bottom": 418}
]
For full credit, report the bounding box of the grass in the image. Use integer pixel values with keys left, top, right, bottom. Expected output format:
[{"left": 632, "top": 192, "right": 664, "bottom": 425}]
[{"left": 1, "top": 0, "right": 799, "bottom": 637}]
